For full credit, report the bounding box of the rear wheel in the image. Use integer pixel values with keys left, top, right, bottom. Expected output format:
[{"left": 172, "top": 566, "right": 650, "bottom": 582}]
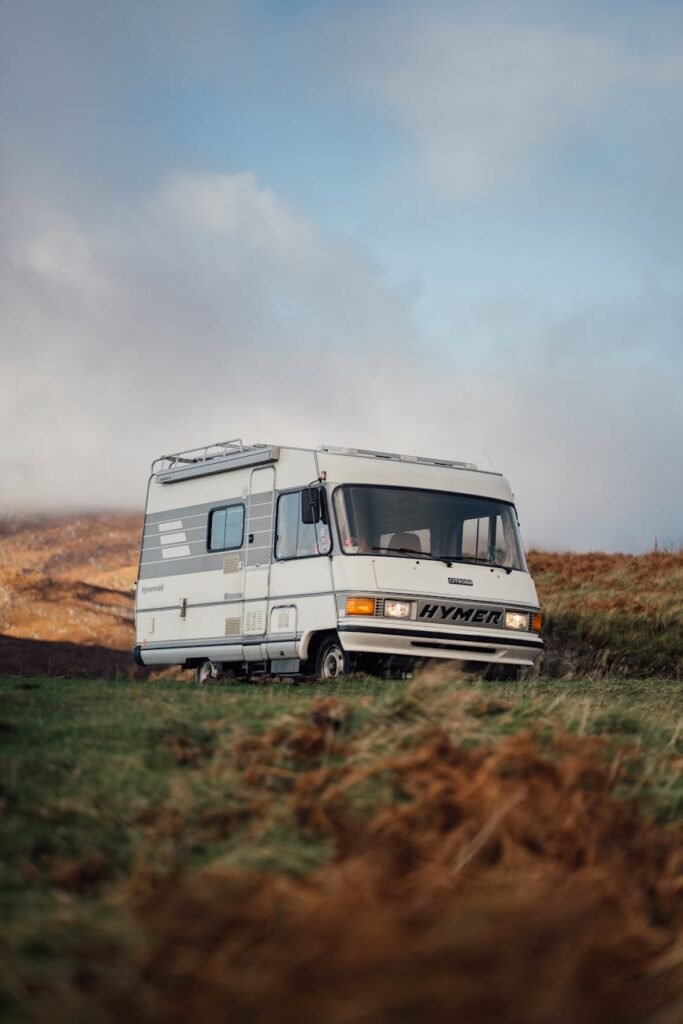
[{"left": 315, "top": 636, "right": 351, "bottom": 680}]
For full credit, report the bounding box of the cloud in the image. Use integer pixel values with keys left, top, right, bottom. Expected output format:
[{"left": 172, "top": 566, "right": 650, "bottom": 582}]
[
  {"left": 347, "top": 0, "right": 683, "bottom": 197},
  {"left": 153, "top": 173, "right": 319, "bottom": 267},
  {"left": 0, "top": 172, "right": 418, "bottom": 506},
  {"left": 1, "top": 170, "right": 682, "bottom": 551}
]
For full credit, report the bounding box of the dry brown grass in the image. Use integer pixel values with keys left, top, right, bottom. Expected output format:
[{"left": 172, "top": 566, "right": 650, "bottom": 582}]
[
  {"left": 527, "top": 549, "right": 683, "bottom": 676},
  {"left": 0, "top": 513, "right": 141, "bottom": 674},
  {"left": 528, "top": 549, "right": 683, "bottom": 619},
  {"left": 56, "top": 684, "right": 683, "bottom": 1024}
]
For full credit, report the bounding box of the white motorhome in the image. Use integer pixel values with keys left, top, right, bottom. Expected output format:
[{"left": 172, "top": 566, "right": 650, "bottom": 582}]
[{"left": 133, "top": 440, "right": 543, "bottom": 681}]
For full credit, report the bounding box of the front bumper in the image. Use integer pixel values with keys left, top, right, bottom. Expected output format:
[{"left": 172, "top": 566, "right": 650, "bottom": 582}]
[{"left": 338, "top": 623, "right": 543, "bottom": 666}]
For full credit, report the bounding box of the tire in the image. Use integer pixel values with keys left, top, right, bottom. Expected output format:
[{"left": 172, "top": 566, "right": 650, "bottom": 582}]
[
  {"left": 195, "top": 659, "right": 217, "bottom": 685},
  {"left": 314, "top": 635, "right": 351, "bottom": 680}
]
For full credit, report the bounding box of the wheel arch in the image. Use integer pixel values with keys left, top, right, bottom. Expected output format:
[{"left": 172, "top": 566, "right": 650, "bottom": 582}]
[{"left": 301, "top": 628, "right": 339, "bottom": 668}]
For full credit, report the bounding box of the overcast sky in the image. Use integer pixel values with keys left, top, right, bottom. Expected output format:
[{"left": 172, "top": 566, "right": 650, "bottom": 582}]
[{"left": 1, "top": 0, "right": 682, "bottom": 551}]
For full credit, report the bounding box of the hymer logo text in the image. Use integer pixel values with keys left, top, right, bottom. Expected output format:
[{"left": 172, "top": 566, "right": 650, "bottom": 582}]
[{"left": 419, "top": 603, "right": 503, "bottom": 626}]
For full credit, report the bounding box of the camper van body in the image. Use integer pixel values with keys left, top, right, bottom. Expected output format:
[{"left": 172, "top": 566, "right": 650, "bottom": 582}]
[{"left": 133, "top": 441, "right": 543, "bottom": 677}]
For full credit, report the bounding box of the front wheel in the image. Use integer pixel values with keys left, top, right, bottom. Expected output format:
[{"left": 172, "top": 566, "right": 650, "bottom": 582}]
[
  {"left": 195, "top": 659, "right": 218, "bottom": 685},
  {"left": 315, "top": 636, "right": 351, "bottom": 680}
]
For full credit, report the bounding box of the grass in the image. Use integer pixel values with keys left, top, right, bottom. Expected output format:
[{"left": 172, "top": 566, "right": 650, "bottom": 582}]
[
  {"left": 1, "top": 671, "right": 682, "bottom": 1022},
  {"left": 528, "top": 549, "right": 683, "bottom": 676},
  {"left": 1, "top": 672, "right": 681, "bottom": 893}
]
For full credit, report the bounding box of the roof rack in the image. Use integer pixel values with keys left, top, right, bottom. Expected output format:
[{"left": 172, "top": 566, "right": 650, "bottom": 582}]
[
  {"left": 318, "top": 445, "right": 479, "bottom": 472},
  {"left": 150, "top": 438, "right": 485, "bottom": 485},
  {"left": 152, "top": 440, "right": 279, "bottom": 484}
]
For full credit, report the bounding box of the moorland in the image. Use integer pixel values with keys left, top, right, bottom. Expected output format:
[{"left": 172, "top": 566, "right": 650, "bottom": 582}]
[{"left": 0, "top": 514, "right": 681, "bottom": 1023}]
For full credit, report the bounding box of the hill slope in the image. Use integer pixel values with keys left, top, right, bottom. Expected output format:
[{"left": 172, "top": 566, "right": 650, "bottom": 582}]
[{"left": 0, "top": 513, "right": 680, "bottom": 677}]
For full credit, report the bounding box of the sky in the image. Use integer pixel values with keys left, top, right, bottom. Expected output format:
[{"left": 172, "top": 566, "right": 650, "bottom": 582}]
[{"left": 1, "top": 0, "right": 682, "bottom": 552}]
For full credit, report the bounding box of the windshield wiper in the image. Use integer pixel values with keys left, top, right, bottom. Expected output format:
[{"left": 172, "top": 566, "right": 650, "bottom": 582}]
[
  {"left": 369, "top": 546, "right": 513, "bottom": 572},
  {"left": 438, "top": 554, "right": 514, "bottom": 575},
  {"left": 371, "top": 545, "right": 427, "bottom": 557},
  {"left": 371, "top": 547, "right": 454, "bottom": 566}
]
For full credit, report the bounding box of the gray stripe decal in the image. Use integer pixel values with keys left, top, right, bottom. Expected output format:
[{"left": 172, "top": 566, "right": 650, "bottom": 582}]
[
  {"left": 139, "top": 550, "right": 274, "bottom": 579},
  {"left": 141, "top": 541, "right": 273, "bottom": 564},
  {"left": 145, "top": 491, "right": 273, "bottom": 525},
  {"left": 139, "top": 487, "right": 321, "bottom": 578},
  {"left": 141, "top": 541, "right": 214, "bottom": 559},
  {"left": 137, "top": 590, "right": 336, "bottom": 613},
  {"left": 143, "top": 632, "right": 301, "bottom": 651},
  {"left": 142, "top": 530, "right": 273, "bottom": 558},
  {"left": 139, "top": 552, "right": 232, "bottom": 579},
  {"left": 144, "top": 524, "right": 207, "bottom": 540},
  {"left": 246, "top": 555, "right": 272, "bottom": 567},
  {"left": 141, "top": 492, "right": 276, "bottom": 571},
  {"left": 141, "top": 544, "right": 224, "bottom": 564},
  {"left": 144, "top": 507, "right": 208, "bottom": 524}
]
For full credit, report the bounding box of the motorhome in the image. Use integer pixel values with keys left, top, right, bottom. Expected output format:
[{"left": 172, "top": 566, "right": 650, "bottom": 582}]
[{"left": 133, "top": 440, "right": 543, "bottom": 681}]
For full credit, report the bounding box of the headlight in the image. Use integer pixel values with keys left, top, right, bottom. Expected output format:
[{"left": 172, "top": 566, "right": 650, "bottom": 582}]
[
  {"left": 346, "top": 596, "right": 376, "bottom": 616},
  {"left": 385, "top": 600, "right": 412, "bottom": 619},
  {"left": 505, "top": 610, "right": 529, "bottom": 631}
]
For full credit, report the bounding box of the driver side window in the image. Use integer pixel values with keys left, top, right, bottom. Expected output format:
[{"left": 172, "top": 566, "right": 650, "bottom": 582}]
[{"left": 275, "top": 488, "right": 331, "bottom": 559}]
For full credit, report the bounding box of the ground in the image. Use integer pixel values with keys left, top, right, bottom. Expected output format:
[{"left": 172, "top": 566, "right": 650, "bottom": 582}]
[
  {"left": 0, "top": 513, "right": 681, "bottom": 1022},
  {"left": 1, "top": 669, "right": 682, "bottom": 1023}
]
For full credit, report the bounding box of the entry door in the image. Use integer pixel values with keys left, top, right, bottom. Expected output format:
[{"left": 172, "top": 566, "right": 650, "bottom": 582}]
[{"left": 242, "top": 466, "right": 276, "bottom": 637}]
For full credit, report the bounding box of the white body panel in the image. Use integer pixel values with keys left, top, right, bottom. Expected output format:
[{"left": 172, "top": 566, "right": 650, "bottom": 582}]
[{"left": 134, "top": 442, "right": 543, "bottom": 672}]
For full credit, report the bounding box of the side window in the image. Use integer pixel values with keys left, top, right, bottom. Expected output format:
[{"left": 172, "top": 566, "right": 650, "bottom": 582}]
[
  {"left": 208, "top": 504, "right": 244, "bottom": 551},
  {"left": 275, "top": 489, "right": 331, "bottom": 559}
]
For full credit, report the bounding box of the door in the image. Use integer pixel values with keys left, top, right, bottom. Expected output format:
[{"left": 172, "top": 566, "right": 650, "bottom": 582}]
[
  {"left": 268, "top": 485, "right": 337, "bottom": 652},
  {"left": 242, "top": 465, "right": 276, "bottom": 640}
]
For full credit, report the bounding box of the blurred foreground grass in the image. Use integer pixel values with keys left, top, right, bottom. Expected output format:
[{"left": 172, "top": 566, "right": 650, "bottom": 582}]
[{"left": 1, "top": 671, "right": 682, "bottom": 1022}]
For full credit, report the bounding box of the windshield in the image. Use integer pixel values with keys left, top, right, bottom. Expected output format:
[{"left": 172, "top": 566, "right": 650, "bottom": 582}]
[{"left": 333, "top": 485, "right": 527, "bottom": 572}]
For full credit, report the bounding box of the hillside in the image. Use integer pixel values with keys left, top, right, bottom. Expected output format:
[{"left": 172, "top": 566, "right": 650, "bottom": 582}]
[
  {"left": 0, "top": 513, "right": 142, "bottom": 676},
  {"left": 0, "top": 513, "right": 681, "bottom": 677}
]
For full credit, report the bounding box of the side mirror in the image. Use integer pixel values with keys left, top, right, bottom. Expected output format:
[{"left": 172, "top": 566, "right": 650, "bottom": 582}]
[{"left": 301, "top": 487, "right": 321, "bottom": 524}]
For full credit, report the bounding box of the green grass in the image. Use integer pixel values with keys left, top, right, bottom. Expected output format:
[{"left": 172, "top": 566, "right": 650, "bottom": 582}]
[{"left": 1, "top": 671, "right": 682, "bottom": 1022}]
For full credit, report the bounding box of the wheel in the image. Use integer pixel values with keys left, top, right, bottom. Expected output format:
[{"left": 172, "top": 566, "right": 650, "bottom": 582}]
[
  {"left": 195, "top": 659, "right": 217, "bottom": 685},
  {"left": 315, "top": 636, "right": 351, "bottom": 680}
]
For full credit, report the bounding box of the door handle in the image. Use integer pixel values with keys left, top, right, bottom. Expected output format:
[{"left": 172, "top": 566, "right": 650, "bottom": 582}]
[{"left": 248, "top": 533, "right": 254, "bottom": 543}]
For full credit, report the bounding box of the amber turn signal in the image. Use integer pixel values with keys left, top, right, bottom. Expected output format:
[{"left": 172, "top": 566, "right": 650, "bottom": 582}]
[
  {"left": 346, "top": 597, "right": 376, "bottom": 616},
  {"left": 531, "top": 612, "right": 543, "bottom": 633}
]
